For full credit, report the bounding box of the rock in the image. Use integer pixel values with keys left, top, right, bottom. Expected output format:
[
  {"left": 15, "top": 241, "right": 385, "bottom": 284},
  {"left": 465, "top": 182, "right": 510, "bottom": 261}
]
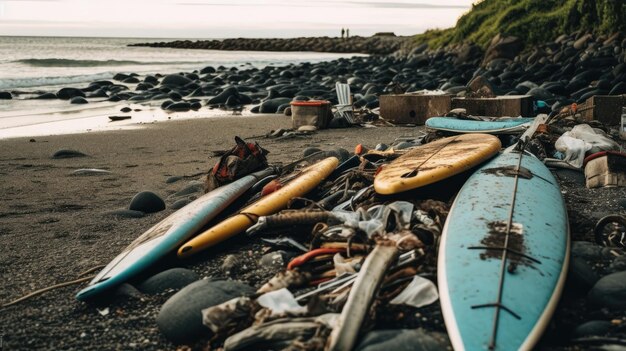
[
  {"left": 161, "top": 74, "right": 193, "bottom": 87},
  {"left": 355, "top": 329, "right": 449, "bottom": 351},
  {"left": 527, "top": 87, "right": 554, "bottom": 101},
  {"left": 166, "top": 102, "right": 191, "bottom": 112},
  {"left": 113, "top": 73, "right": 131, "bottom": 81},
  {"left": 102, "top": 209, "right": 145, "bottom": 218},
  {"left": 574, "top": 33, "right": 593, "bottom": 50},
  {"left": 482, "top": 34, "right": 523, "bottom": 66},
  {"left": 302, "top": 147, "right": 322, "bottom": 157},
  {"left": 52, "top": 149, "right": 87, "bottom": 159},
  {"left": 114, "top": 283, "right": 143, "bottom": 299},
  {"left": 34, "top": 92, "right": 58, "bottom": 99},
  {"left": 607, "top": 255, "right": 626, "bottom": 273},
  {"left": 609, "top": 82, "right": 626, "bottom": 95},
  {"left": 123, "top": 76, "right": 140, "bottom": 84},
  {"left": 567, "top": 257, "right": 600, "bottom": 293},
  {"left": 56, "top": 87, "right": 85, "bottom": 100},
  {"left": 259, "top": 97, "right": 292, "bottom": 113},
  {"left": 571, "top": 241, "right": 606, "bottom": 261},
  {"left": 221, "top": 254, "right": 237, "bottom": 274},
  {"left": 165, "top": 176, "right": 183, "bottom": 184},
  {"left": 120, "top": 107, "right": 132, "bottom": 113},
  {"left": 466, "top": 75, "right": 494, "bottom": 97},
  {"left": 259, "top": 251, "right": 286, "bottom": 270},
  {"left": 284, "top": 106, "right": 292, "bottom": 116},
  {"left": 572, "top": 320, "right": 612, "bottom": 338},
  {"left": 0, "top": 91, "right": 12, "bottom": 99},
  {"left": 128, "top": 191, "right": 166, "bottom": 213},
  {"left": 207, "top": 87, "right": 238, "bottom": 105},
  {"left": 70, "top": 96, "right": 88, "bottom": 104},
  {"left": 138, "top": 268, "right": 199, "bottom": 294},
  {"left": 170, "top": 198, "right": 192, "bottom": 210},
  {"left": 171, "top": 181, "right": 204, "bottom": 197},
  {"left": 156, "top": 279, "right": 256, "bottom": 344},
  {"left": 200, "top": 66, "right": 216, "bottom": 74},
  {"left": 588, "top": 271, "right": 626, "bottom": 309}
]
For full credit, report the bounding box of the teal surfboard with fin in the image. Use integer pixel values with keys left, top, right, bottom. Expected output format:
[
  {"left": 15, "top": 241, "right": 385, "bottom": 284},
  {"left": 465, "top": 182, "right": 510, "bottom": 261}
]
[{"left": 438, "top": 151, "right": 569, "bottom": 350}]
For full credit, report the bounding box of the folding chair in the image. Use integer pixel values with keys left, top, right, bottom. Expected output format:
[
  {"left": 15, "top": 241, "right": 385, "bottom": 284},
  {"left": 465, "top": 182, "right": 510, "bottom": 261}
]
[{"left": 335, "top": 82, "right": 356, "bottom": 124}]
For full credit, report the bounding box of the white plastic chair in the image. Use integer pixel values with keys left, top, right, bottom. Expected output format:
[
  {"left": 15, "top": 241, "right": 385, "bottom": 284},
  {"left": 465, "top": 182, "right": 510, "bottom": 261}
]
[{"left": 335, "top": 82, "right": 356, "bottom": 124}]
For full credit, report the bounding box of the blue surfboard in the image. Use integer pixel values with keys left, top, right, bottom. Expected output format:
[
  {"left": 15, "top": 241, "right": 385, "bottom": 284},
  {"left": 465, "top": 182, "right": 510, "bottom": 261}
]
[
  {"left": 438, "top": 151, "right": 569, "bottom": 350},
  {"left": 426, "top": 117, "right": 535, "bottom": 134},
  {"left": 76, "top": 168, "right": 274, "bottom": 301}
]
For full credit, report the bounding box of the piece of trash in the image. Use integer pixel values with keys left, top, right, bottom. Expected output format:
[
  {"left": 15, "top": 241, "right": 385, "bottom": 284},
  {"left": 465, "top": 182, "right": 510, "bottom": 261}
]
[
  {"left": 97, "top": 307, "right": 110, "bottom": 316},
  {"left": 389, "top": 275, "right": 438, "bottom": 308},
  {"left": 256, "top": 288, "right": 307, "bottom": 315}
]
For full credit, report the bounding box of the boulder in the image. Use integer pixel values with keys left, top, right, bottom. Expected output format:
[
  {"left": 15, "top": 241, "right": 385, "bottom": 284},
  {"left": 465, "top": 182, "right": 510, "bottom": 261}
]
[
  {"left": 588, "top": 271, "right": 626, "bottom": 309},
  {"left": 482, "top": 34, "right": 523, "bottom": 66},
  {"left": 157, "top": 279, "right": 256, "bottom": 344}
]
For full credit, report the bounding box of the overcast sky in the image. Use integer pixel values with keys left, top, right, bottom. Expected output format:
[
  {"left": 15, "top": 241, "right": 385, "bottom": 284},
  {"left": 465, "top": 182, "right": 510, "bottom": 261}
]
[{"left": 0, "top": 0, "right": 475, "bottom": 38}]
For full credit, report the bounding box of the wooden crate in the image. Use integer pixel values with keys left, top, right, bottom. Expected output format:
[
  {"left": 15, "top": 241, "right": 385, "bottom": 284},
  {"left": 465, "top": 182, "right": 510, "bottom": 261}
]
[
  {"left": 379, "top": 94, "right": 451, "bottom": 125},
  {"left": 579, "top": 95, "right": 626, "bottom": 126},
  {"left": 585, "top": 151, "right": 626, "bottom": 188},
  {"left": 451, "top": 95, "right": 533, "bottom": 117}
]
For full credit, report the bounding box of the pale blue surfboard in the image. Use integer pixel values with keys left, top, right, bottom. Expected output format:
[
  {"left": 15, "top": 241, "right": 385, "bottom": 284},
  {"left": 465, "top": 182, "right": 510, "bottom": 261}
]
[
  {"left": 426, "top": 117, "right": 535, "bottom": 134},
  {"left": 76, "top": 168, "right": 274, "bottom": 301},
  {"left": 438, "top": 152, "right": 569, "bottom": 350}
]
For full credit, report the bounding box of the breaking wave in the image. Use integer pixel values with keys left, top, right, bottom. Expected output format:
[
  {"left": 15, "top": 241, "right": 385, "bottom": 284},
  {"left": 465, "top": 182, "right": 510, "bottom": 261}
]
[{"left": 0, "top": 72, "right": 115, "bottom": 89}]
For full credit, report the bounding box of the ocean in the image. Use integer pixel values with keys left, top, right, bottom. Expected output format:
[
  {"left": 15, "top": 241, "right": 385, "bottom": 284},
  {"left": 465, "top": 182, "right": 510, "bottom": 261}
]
[{"left": 0, "top": 36, "right": 361, "bottom": 138}]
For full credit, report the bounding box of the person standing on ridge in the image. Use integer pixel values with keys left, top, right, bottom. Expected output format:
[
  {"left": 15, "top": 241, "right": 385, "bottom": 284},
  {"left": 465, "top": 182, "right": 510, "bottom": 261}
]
[
  {"left": 341, "top": 28, "right": 345, "bottom": 39},
  {"left": 346, "top": 28, "right": 350, "bottom": 39}
]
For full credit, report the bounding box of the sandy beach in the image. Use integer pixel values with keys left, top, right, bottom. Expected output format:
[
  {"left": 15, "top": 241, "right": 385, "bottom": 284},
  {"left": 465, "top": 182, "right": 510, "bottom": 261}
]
[{"left": 0, "top": 115, "right": 421, "bottom": 349}]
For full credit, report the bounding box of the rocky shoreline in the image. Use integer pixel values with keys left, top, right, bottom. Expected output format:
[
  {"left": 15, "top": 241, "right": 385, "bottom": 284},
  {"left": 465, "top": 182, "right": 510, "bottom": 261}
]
[
  {"left": 128, "top": 35, "right": 409, "bottom": 55},
  {"left": 2, "top": 32, "right": 624, "bottom": 121}
]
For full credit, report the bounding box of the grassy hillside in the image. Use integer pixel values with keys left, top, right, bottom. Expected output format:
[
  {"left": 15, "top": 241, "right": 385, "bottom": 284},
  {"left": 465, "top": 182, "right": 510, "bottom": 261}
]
[{"left": 413, "top": 0, "right": 626, "bottom": 49}]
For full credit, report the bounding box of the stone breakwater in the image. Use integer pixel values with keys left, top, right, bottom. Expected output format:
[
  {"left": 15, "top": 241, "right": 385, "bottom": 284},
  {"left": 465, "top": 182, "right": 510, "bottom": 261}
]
[
  {"left": 129, "top": 36, "right": 409, "bottom": 55},
  {"left": 2, "top": 32, "right": 624, "bottom": 120}
]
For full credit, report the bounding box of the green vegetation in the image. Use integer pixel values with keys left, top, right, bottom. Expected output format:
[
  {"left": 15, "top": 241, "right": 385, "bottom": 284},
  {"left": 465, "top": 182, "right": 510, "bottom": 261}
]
[{"left": 412, "top": 0, "right": 625, "bottom": 49}]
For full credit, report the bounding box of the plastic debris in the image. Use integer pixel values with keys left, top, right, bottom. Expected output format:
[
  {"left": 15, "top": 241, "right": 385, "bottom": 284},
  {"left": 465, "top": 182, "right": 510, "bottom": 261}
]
[{"left": 389, "top": 275, "right": 439, "bottom": 308}]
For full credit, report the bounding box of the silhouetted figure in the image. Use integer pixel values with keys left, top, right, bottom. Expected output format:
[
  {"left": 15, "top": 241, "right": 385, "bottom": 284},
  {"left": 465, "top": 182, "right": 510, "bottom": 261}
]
[
  {"left": 346, "top": 28, "right": 350, "bottom": 39},
  {"left": 341, "top": 28, "right": 345, "bottom": 39}
]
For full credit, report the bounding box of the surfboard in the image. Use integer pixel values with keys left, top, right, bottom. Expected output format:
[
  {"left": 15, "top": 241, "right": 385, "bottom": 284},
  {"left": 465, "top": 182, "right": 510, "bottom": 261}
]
[
  {"left": 178, "top": 157, "right": 339, "bottom": 258},
  {"left": 425, "top": 117, "right": 535, "bottom": 134},
  {"left": 76, "top": 168, "right": 274, "bottom": 301},
  {"left": 373, "top": 134, "right": 501, "bottom": 195},
  {"left": 438, "top": 151, "right": 570, "bottom": 351}
]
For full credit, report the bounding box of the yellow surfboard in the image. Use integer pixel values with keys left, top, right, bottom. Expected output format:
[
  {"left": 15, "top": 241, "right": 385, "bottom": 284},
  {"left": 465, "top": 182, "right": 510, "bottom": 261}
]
[
  {"left": 178, "top": 157, "right": 339, "bottom": 258},
  {"left": 374, "top": 134, "right": 501, "bottom": 195}
]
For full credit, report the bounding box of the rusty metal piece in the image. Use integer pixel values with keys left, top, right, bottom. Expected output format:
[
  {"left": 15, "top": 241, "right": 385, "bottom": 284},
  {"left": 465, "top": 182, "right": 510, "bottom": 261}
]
[{"left": 247, "top": 210, "right": 337, "bottom": 235}]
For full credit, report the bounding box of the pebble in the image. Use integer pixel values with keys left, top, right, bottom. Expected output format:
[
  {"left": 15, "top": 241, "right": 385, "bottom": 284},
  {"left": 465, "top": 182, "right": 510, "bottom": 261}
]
[
  {"left": 128, "top": 191, "right": 166, "bottom": 213},
  {"left": 221, "top": 254, "right": 238, "bottom": 275},
  {"left": 52, "top": 149, "right": 87, "bottom": 159},
  {"left": 156, "top": 279, "right": 256, "bottom": 344},
  {"left": 138, "top": 268, "right": 199, "bottom": 294}
]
